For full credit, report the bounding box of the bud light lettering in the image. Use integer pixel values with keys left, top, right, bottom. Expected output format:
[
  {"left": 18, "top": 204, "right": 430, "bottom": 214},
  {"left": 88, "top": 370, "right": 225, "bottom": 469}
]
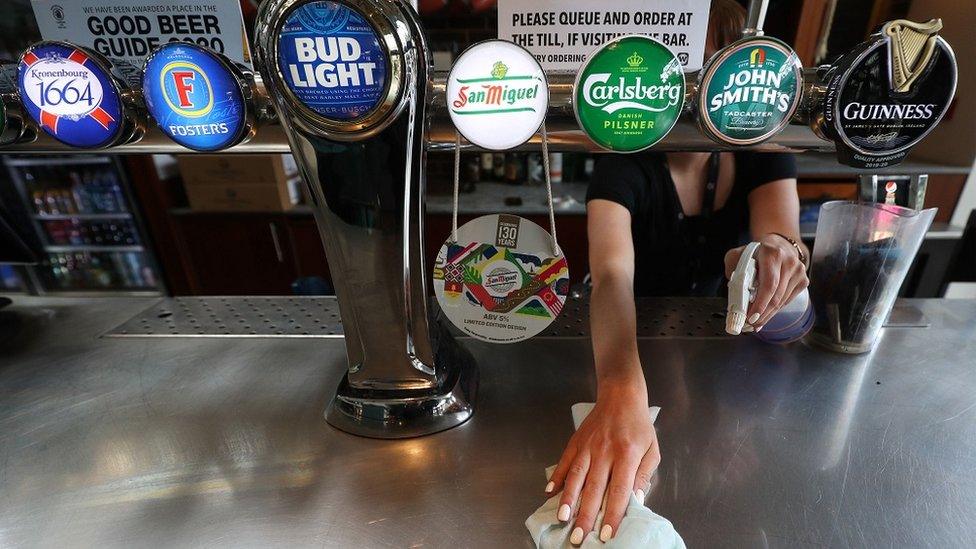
[
  {"left": 277, "top": 1, "right": 388, "bottom": 121},
  {"left": 287, "top": 36, "right": 378, "bottom": 88}
]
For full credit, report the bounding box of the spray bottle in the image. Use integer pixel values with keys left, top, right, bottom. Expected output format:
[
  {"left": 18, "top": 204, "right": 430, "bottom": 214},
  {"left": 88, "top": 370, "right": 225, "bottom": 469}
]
[{"left": 726, "top": 241, "right": 814, "bottom": 344}]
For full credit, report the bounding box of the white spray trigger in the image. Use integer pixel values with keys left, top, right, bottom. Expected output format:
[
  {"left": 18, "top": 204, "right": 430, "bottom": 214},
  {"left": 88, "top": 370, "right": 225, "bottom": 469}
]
[{"left": 726, "top": 241, "right": 761, "bottom": 335}]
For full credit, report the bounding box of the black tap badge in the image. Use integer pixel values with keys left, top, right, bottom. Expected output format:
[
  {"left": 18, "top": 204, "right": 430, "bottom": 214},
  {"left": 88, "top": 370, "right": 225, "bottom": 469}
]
[{"left": 816, "top": 19, "right": 957, "bottom": 169}]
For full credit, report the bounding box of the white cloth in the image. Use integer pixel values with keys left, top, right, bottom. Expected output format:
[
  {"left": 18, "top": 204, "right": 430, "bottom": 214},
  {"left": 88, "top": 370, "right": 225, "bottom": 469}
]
[{"left": 525, "top": 404, "right": 685, "bottom": 548}]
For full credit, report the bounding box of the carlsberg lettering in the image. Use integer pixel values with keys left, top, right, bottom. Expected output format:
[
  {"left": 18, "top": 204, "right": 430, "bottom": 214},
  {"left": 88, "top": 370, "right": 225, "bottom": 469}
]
[
  {"left": 583, "top": 75, "right": 682, "bottom": 113},
  {"left": 287, "top": 37, "right": 378, "bottom": 88}
]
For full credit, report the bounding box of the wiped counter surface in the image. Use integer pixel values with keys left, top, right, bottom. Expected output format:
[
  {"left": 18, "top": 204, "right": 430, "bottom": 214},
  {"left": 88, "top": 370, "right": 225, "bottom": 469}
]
[{"left": 1, "top": 296, "right": 975, "bottom": 547}]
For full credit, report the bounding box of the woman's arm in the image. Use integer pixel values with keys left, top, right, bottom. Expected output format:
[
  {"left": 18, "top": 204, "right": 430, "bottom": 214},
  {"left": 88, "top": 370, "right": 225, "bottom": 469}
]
[
  {"left": 545, "top": 199, "right": 660, "bottom": 544},
  {"left": 725, "top": 178, "right": 810, "bottom": 329}
]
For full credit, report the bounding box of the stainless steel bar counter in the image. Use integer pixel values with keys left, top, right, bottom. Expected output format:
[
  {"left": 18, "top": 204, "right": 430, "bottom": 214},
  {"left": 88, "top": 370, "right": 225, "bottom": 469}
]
[{"left": 1, "top": 296, "right": 975, "bottom": 547}]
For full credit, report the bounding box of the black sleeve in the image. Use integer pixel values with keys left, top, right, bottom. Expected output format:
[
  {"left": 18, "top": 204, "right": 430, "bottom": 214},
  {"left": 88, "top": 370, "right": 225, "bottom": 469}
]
[
  {"left": 736, "top": 152, "right": 798, "bottom": 195},
  {"left": 585, "top": 155, "right": 647, "bottom": 215}
]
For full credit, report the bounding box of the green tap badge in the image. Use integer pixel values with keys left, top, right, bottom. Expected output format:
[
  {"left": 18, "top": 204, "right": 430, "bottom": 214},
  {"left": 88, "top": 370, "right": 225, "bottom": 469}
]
[
  {"left": 697, "top": 36, "right": 802, "bottom": 145},
  {"left": 574, "top": 35, "right": 685, "bottom": 152}
]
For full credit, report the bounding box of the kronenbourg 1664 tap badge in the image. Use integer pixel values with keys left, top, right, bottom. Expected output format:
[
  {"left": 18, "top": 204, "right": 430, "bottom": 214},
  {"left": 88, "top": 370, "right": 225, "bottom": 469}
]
[
  {"left": 18, "top": 42, "right": 123, "bottom": 148},
  {"left": 815, "top": 19, "right": 957, "bottom": 169},
  {"left": 574, "top": 36, "right": 685, "bottom": 152},
  {"left": 698, "top": 37, "right": 802, "bottom": 145},
  {"left": 447, "top": 40, "right": 548, "bottom": 150},
  {"left": 434, "top": 214, "right": 570, "bottom": 344},
  {"left": 143, "top": 43, "right": 249, "bottom": 152},
  {"left": 276, "top": 0, "right": 388, "bottom": 121}
]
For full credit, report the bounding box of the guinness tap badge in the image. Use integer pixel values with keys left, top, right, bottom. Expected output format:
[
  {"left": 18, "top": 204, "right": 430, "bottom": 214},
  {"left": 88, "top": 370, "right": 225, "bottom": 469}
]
[{"left": 812, "top": 18, "right": 957, "bottom": 169}]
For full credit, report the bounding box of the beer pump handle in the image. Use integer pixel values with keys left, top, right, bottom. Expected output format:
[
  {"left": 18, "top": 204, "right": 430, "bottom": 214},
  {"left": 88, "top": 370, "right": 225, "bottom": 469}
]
[{"left": 743, "top": 0, "right": 769, "bottom": 37}]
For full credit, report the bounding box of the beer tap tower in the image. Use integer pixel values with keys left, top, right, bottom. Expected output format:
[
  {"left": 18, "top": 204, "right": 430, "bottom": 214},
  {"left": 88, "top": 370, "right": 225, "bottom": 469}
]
[{"left": 254, "top": 0, "right": 476, "bottom": 438}]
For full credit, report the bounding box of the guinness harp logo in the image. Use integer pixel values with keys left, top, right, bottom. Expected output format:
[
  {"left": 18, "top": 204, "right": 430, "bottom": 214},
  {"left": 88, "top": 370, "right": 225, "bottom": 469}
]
[{"left": 884, "top": 18, "right": 942, "bottom": 93}]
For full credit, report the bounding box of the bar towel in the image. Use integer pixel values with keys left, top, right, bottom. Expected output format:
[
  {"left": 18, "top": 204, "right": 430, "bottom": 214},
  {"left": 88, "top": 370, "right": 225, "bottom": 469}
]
[{"left": 525, "top": 404, "right": 685, "bottom": 548}]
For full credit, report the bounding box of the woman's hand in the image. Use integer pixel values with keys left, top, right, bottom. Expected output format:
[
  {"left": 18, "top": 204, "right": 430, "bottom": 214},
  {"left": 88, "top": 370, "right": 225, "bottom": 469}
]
[
  {"left": 546, "top": 384, "right": 660, "bottom": 545},
  {"left": 724, "top": 233, "right": 809, "bottom": 331}
]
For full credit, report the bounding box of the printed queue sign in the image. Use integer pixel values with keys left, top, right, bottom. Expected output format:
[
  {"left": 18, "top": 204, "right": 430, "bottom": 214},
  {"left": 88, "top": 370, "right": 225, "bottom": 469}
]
[
  {"left": 813, "top": 19, "right": 957, "bottom": 169},
  {"left": 433, "top": 214, "right": 570, "bottom": 344},
  {"left": 574, "top": 35, "right": 685, "bottom": 152},
  {"left": 697, "top": 36, "right": 802, "bottom": 145},
  {"left": 143, "top": 42, "right": 251, "bottom": 151},
  {"left": 18, "top": 41, "right": 124, "bottom": 149},
  {"left": 447, "top": 40, "right": 548, "bottom": 150},
  {"left": 276, "top": 0, "right": 388, "bottom": 122}
]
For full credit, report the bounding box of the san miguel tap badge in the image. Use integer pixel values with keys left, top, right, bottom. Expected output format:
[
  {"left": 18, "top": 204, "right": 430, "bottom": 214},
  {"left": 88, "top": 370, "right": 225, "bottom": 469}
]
[
  {"left": 812, "top": 19, "right": 957, "bottom": 169},
  {"left": 434, "top": 215, "right": 570, "bottom": 344}
]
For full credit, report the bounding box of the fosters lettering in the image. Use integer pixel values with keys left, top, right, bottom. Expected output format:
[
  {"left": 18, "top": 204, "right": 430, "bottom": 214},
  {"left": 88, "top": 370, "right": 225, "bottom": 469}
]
[
  {"left": 698, "top": 37, "right": 802, "bottom": 146},
  {"left": 447, "top": 40, "right": 548, "bottom": 150},
  {"left": 277, "top": 1, "right": 388, "bottom": 121},
  {"left": 143, "top": 42, "right": 250, "bottom": 151},
  {"left": 816, "top": 19, "right": 957, "bottom": 168},
  {"left": 574, "top": 36, "right": 684, "bottom": 152}
]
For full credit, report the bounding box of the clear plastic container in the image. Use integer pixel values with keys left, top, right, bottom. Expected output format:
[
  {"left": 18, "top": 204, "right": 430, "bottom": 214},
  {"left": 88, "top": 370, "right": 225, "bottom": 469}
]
[
  {"left": 806, "top": 201, "right": 936, "bottom": 353},
  {"left": 754, "top": 288, "right": 814, "bottom": 344}
]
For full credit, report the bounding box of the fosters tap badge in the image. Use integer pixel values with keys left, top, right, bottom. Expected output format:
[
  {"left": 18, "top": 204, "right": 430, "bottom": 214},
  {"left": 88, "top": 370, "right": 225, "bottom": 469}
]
[
  {"left": 433, "top": 214, "right": 570, "bottom": 344},
  {"left": 447, "top": 40, "right": 548, "bottom": 150},
  {"left": 574, "top": 36, "right": 685, "bottom": 152},
  {"left": 815, "top": 19, "right": 957, "bottom": 169},
  {"left": 276, "top": 0, "right": 388, "bottom": 121},
  {"left": 698, "top": 37, "right": 802, "bottom": 145},
  {"left": 143, "top": 43, "right": 250, "bottom": 151},
  {"left": 18, "top": 41, "right": 123, "bottom": 149}
]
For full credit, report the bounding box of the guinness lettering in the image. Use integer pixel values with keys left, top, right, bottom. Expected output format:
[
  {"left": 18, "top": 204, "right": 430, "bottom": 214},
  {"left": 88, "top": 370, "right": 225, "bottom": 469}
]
[
  {"left": 697, "top": 37, "right": 802, "bottom": 146},
  {"left": 814, "top": 18, "right": 957, "bottom": 168},
  {"left": 841, "top": 102, "right": 936, "bottom": 120}
]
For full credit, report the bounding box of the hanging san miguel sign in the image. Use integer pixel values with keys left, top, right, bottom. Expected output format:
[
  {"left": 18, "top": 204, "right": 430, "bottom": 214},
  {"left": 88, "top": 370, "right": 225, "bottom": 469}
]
[
  {"left": 17, "top": 41, "right": 132, "bottom": 148},
  {"left": 812, "top": 19, "right": 957, "bottom": 169},
  {"left": 574, "top": 35, "right": 685, "bottom": 152},
  {"left": 447, "top": 39, "right": 548, "bottom": 150},
  {"left": 697, "top": 36, "right": 802, "bottom": 145},
  {"left": 433, "top": 214, "right": 570, "bottom": 344}
]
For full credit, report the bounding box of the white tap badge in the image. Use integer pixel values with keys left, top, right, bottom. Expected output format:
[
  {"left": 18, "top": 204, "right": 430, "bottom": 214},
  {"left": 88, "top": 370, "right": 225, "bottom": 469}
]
[
  {"left": 29, "top": 0, "right": 252, "bottom": 68},
  {"left": 447, "top": 40, "right": 548, "bottom": 150},
  {"left": 433, "top": 214, "right": 570, "bottom": 344},
  {"left": 497, "top": 0, "right": 711, "bottom": 72}
]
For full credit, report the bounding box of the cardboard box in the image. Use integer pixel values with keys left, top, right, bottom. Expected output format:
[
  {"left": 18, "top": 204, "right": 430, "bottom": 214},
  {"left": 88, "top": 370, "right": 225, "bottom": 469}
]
[{"left": 177, "top": 154, "right": 300, "bottom": 212}]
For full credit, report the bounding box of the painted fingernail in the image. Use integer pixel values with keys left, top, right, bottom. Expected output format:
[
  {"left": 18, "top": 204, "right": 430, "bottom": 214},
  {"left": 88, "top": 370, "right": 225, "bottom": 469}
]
[
  {"left": 636, "top": 489, "right": 645, "bottom": 501},
  {"left": 570, "top": 527, "right": 584, "bottom": 545},
  {"left": 748, "top": 312, "right": 760, "bottom": 324},
  {"left": 545, "top": 481, "right": 555, "bottom": 493},
  {"left": 600, "top": 524, "right": 613, "bottom": 542},
  {"left": 557, "top": 504, "right": 571, "bottom": 522}
]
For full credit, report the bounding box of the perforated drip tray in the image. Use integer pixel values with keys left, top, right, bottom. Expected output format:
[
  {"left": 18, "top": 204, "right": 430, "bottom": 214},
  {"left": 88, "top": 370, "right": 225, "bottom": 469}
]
[
  {"left": 104, "top": 296, "right": 731, "bottom": 339},
  {"left": 539, "top": 297, "right": 731, "bottom": 338},
  {"left": 103, "top": 297, "right": 345, "bottom": 338}
]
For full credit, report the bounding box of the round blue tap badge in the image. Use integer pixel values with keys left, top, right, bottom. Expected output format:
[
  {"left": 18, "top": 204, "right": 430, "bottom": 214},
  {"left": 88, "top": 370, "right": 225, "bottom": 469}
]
[
  {"left": 18, "top": 42, "right": 123, "bottom": 148},
  {"left": 143, "top": 42, "right": 248, "bottom": 151},
  {"left": 276, "top": 0, "right": 388, "bottom": 121}
]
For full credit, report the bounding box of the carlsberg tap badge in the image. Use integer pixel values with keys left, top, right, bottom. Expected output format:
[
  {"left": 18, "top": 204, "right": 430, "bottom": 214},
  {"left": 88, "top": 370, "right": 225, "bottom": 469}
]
[
  {"left": 574, "top": 36, "right": 684, "bottom": 152},
  {"left": 447, "top": 40, "right": 548, "bottom": 150},
  {"left": 698, "top": 37, "right": 802, "bottom": 145}
]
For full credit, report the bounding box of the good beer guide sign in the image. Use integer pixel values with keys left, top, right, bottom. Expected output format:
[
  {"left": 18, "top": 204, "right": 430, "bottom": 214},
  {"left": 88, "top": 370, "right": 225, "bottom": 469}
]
[
  {"left": 30, "top": 0, "right": 251, "bottom": 67},
  {"left": 497, "top": 0, "right": 711, "bottom": 72}
]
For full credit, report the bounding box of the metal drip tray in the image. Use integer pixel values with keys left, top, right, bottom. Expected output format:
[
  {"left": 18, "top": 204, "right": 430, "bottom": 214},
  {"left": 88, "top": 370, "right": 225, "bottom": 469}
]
[
  {"left": 104, "top": 296, "right": 730, "bottom": 339},
  {"left": 103, "top": 297, "right": 344, "bottom": 338},
  {"left": 539, "top": 297, "right": 731, "bottom": 338}
]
